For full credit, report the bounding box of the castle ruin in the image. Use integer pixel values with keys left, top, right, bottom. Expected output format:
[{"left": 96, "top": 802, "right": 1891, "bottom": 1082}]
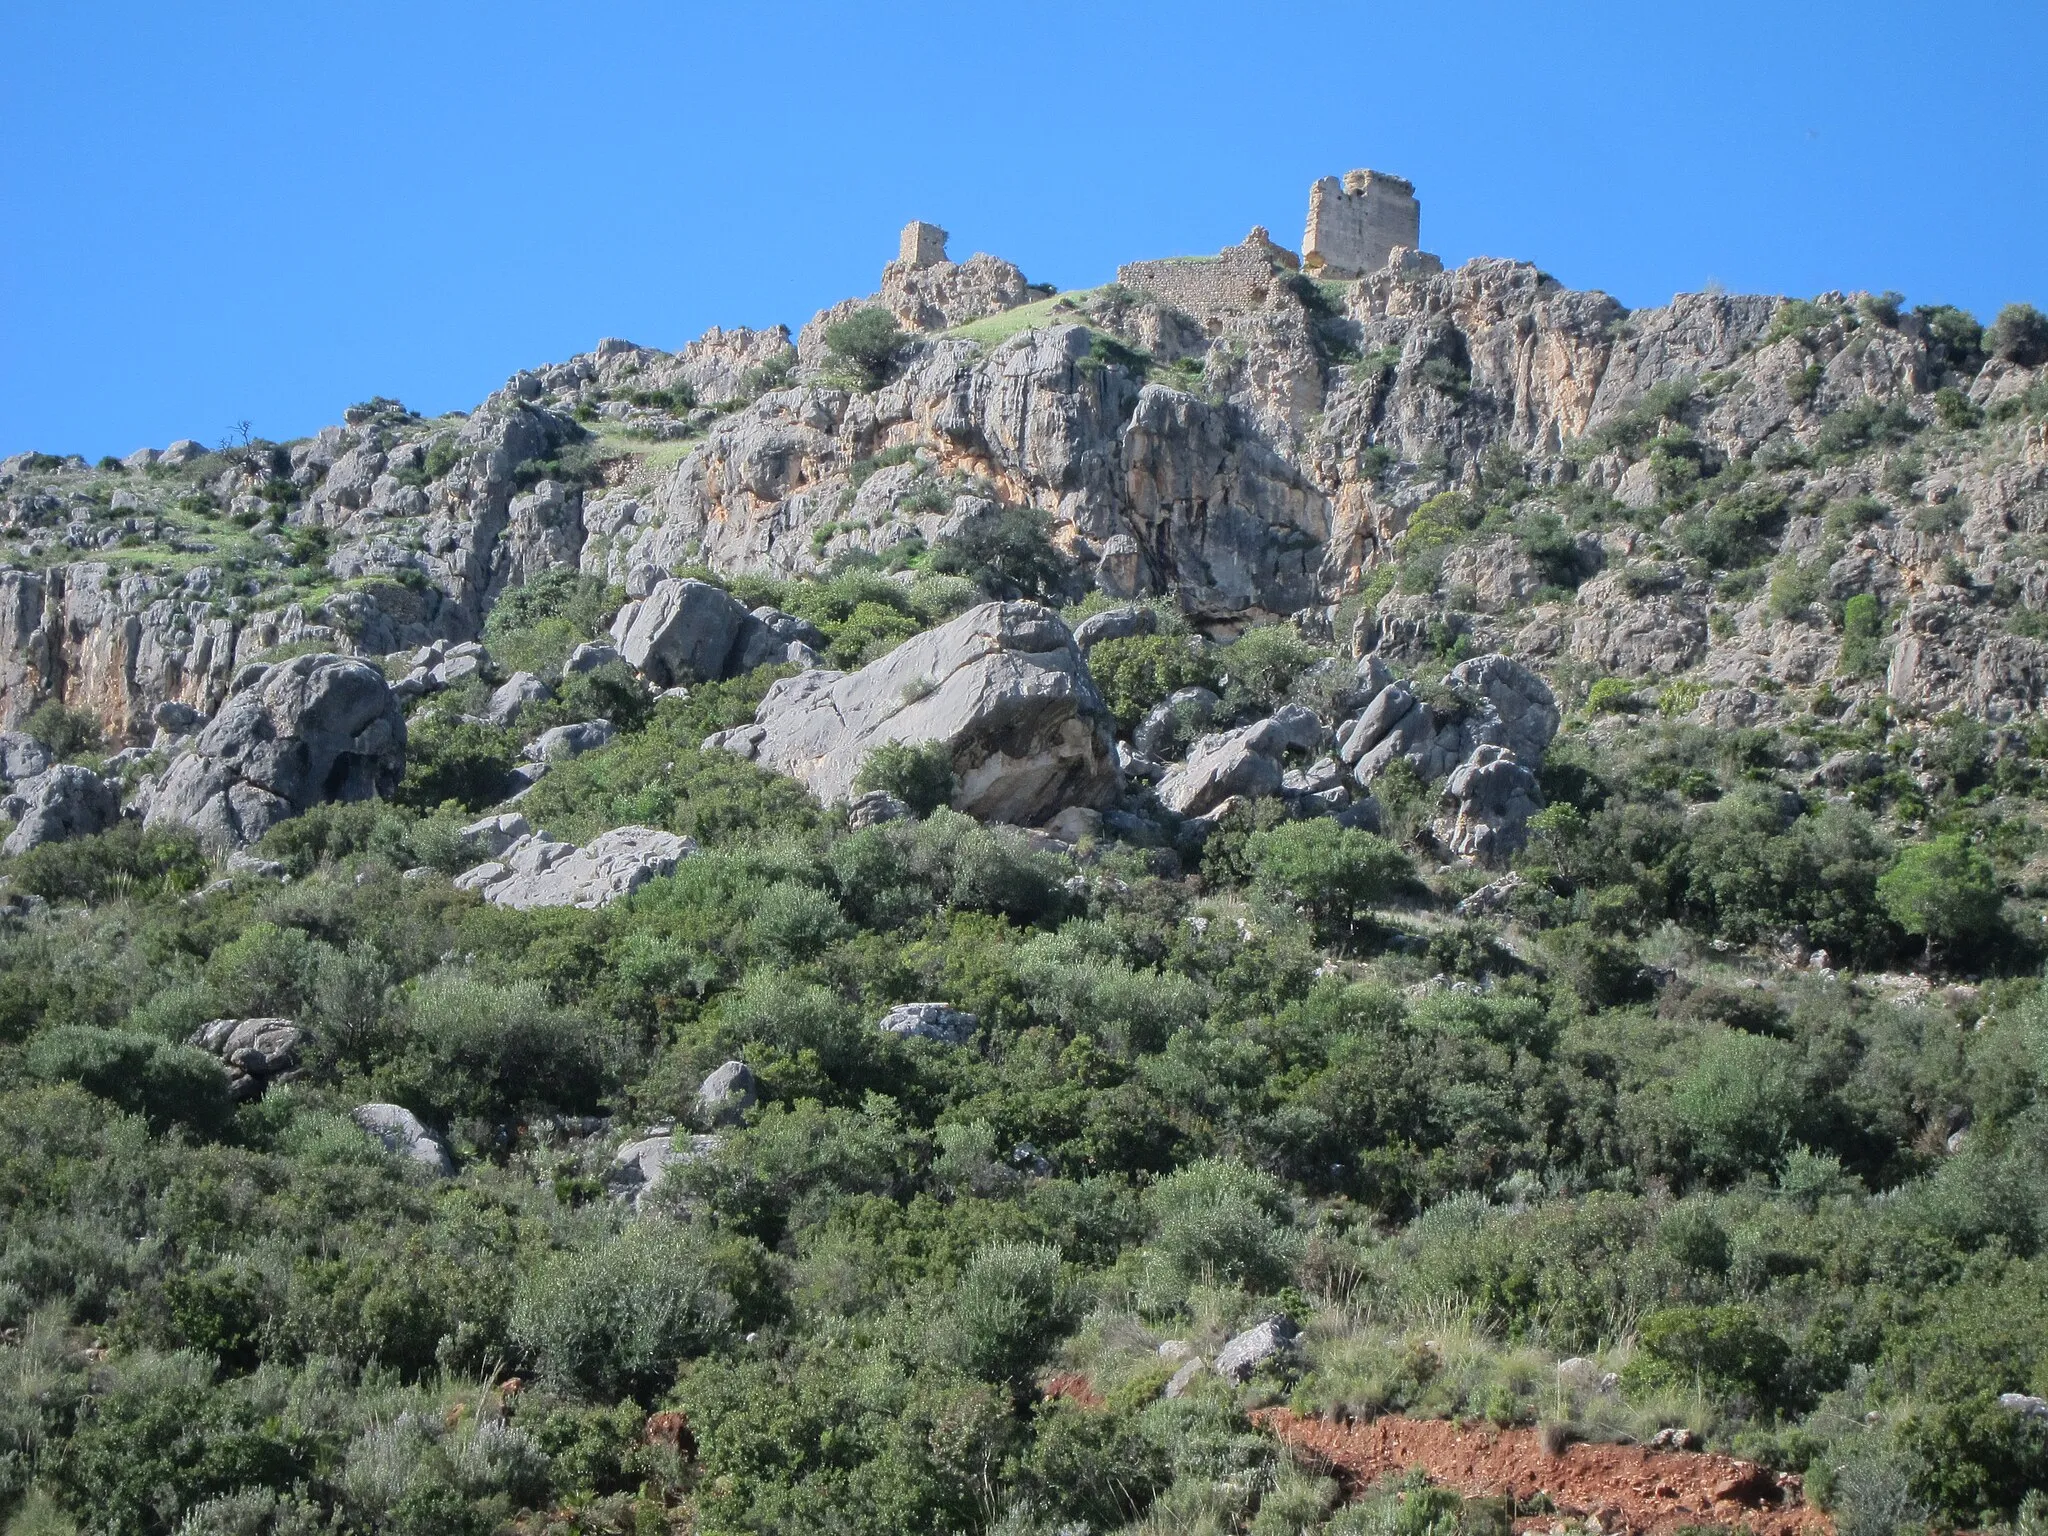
[
  {"left": 1115, "top": 169, "right": 1428, "bottom": 322},
  {"left": 1301, "top": 170, "right": 1420, "bottom": 279},
  {"left": 898, "top": 220, "right": 949, "bottom": 269}
]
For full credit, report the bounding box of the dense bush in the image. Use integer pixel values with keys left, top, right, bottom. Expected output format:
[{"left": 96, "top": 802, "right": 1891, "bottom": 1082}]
[
  {"left": 854, "top": 739, "right": 956, "bottom": 816},
  {"left": 822, "top": 308, "right": 905, "bottom": 390}
]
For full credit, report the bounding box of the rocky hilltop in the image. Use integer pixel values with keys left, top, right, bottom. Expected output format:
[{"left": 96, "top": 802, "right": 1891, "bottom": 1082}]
[
  {"left": 8, "top": 177, "right": 2048, "bottom": 1535},
  {"left": 5, "top": 204, "right": 2046, "bottom": 765}
]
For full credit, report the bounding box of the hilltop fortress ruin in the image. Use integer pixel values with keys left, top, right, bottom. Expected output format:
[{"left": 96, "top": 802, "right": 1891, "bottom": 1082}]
[{"left": 1116, "top": 168, "right": 1435, "bottom": 327}]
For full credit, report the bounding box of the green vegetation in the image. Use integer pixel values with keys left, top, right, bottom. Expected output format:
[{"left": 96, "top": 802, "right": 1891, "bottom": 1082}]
[
  {"left": 854, "top": 739, "right": 957, "bottom": 817},
  {"left": 823, "top": 308, "right": 906, "bottom": 391}
]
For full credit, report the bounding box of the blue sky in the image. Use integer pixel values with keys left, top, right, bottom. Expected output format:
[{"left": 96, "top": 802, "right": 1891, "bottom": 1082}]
[{"left": 3, "top": 0, "right": 2043, "bottom": 460}]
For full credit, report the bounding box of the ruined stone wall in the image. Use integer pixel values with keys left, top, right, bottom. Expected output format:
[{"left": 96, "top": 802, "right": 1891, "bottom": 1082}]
[
  {"left": 1303, "top": 170, "right": 1420, "bottom": 279},
  {"left": 1116, "top": 232, "right": 1294, "bottom": 328},
  {"left": 899, "top": 220, "right": 949, "bottom": 268}
]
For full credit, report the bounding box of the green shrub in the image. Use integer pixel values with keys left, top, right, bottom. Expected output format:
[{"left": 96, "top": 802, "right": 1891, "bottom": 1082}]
[
  {"left": 395, "top": 716, "right": 517, "bottom": 811},
  {"left": 1143, "top": 1158, "right": 1298, "bottom": 1303},
  {"left": 1985, "top": 303, "right": 2048, "bottom": 367},
  {"left": 948, "top": 1240, "right": 1074, "bottom": 1386},
  {"left": 1839, "top": 592, "right": 1886, "bottom": 677},
  {"left": 1246, "top": 820, "right": 1410, "bottom": 950},
  {"left": 1586, "top": 677, "right": 1637, "bottom": 714},
  {"left": 928, "top": 504, "right": 1069, "bottom": 603},
  {"left": 482, "top": 568, "right": 619, "bottom": 675},
  {"left": 373, "top": 971, "right": 610, "bottom": 1125},
  {"left": 4, "top": 822, "right": 208, "bottom": 903},
  {"left": 1219, "top": 625, "right": 1319, "bottom": 718},
  {"left": 1626, "top": 1304, "right": 1792, "bottom": 1408},
  {"left": 1671, "top": 1030, "right": 1805, "bottom": 1180},
  {"left": 24, "top": 1026, "right": 231, "bottom": 1135},
  {"left": 1086, "top": 631, "right": 1216, "bottom": 730},
  {"left": 823, "top": 308, "right": 905, "bottom": 390},
  {"left": 750, "top": 880, "right": 851, "bottom": 965},
  {"left": 511, "top": 1221, "right": 741, "bottom": 1398},
  {"left": 1879, "top": 833, "right": 2004, "bottom": 961},
  {"left": 21, "top": 700, "right": 102, "bottom": 760},
  {"left": 853, "top": 739, "right": 956, "bottom": 817},
  {"left": 1935, "top": 386, "right": 1984, "bottom": 430}
]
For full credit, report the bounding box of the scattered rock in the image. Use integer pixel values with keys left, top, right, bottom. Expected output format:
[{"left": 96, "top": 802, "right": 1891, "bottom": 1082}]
[
  {"left": 1164, "top": 1356, "right": 1208, "bottom": 1398},
  {"left": 0, "top": 732, "right": 53, "bottom": 781},
  {"left": 1214, "top": 1315, "right": 1299, "bottom": 1383},
  {"left": 611, "top": 578, "right": 759, "bottom": 687},
  {"left": 1999, "top": 1392, "right": 2048, "bottom": 1420},
  {"left": 352, "top": 1103, "right": 454, "bottom": 1176},
  {"left": 694, "top": 1060, "right": 757, "bottom": 1127},
  {"left": 225, "top": 850, "right": 288, "bottom": 880},
  {"left": 1073, "top": 604, "right": 1158, "bottom": 650},
  {"left": 563, "top": 641, "right": 622, "bottom": 676},
  {"left": 188, "top": 1017, "right": 303, "bottom": 1101},
  {"left": 706, "top": 601, "right": 1119, "bottom": 825},
  {"left": 877, "top": 1002, "right": 979, "bottom": 1045},
  {"left": 455, "top": 824, "right": 695, "bottom": 909},
  {"left": 1432, "top": 745, "right": 1543, "bottom": 864},
  {"left": 607, "top": 1126, "right": 720, "bottom": 1208},
  {"left": 1648, "top": 1426, "right": 1702, "bottom": 1451},
  {"left": 1134, "top": 686, "right": 1218, "bottom": 758},
  {"left": 142, "top": 654, "right": 406, "bottom": 850},
  {"left": 0, "top": 765, "right": 119, "bottom": 854},
  {"left": 458, "top": 811, "right": 530, "bottom": 858},
  {"left": 846, "top": 789, "right": 911, "bottom": 828},
  {"left": 489, "top": 671, "right": 551, "bottom": 726},
  {"left": 1156, "top": 705, "right": 1323, "bottom": 817},
  {"left": 524, "top": 719, "right": 615, "bottom": 762}
]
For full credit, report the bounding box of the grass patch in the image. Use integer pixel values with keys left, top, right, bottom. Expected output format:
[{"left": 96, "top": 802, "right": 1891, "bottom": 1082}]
[{"left": 947, "top": 288, "right": 1106, "bottom": 349}]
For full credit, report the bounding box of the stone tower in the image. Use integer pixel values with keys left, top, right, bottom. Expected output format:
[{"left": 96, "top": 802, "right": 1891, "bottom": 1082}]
[
  {"left": 898, "top": 220, "right": 950, "bottom": 269},
  {"left": 1301, "top": 170, "right": 1420, "bottom": 279}
]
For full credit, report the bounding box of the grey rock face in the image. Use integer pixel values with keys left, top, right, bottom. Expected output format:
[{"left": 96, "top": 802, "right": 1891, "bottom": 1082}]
[
  {"left": 1134, "top": 686, "right": 1219, "bottom": 759},
  {"left": 563, "top": 641, "right": 621, "bottom": 676},
  {"left": 1214, "top": 1315, "right": 1299, "bottom": 1383},
  {"left": 489, "top": 671, "right": 551, "bottom": 726},
  {"left": 458, "top": 811, "right": 530, "bottom": 858},
  {"left": 1432, "top": 745, "right": 1543, "bottom": 864},
  {"left": 0, "top": 732, "right": 52, "bottom": 781},
  {"left": 694, "top": 1060, "right": 757, "bottom": 1127},
  {"left": 730, "top": 607, "right": 828, "bottom": 674},
  {"left": 454, "top": 824, "right": 695, "bottom": 909},
  {"left": 705, "top": 601, "right": 1119, "bottom": 825},
  {"left": 188, "top": 1017, "right": 303, "bottom": 1101},
  {"left": 524, "top": 719, "right": 615, "bottom": 762},
  {"left": 847, "top": 789, "right": 911, "bottom": 828},
  {"left": 877, "top": 1002, "right": 979, "bottom": 1045},
  {"left": 351, "top": 1103, "right": 454, "bottom": 1176},
  {"left": 1999, "top": 1392, "right": 2048, "bottom": 1420},
  {"left": 1442, "top": 654, "right": 1559, "bottom": 767},
  {"left": 1073, "top": 604, "right": 1157, "bottom": 650},
  {"left": 1, "top": 764, "right": 119, "bottom": 854},
  {"left": 142, "top": 653, "right": 405, "bottom": 850},
  {"left": 610, "top": 578, "right": 754, "bottom": 687},
  {"left": 1156, "top": 705, "right": 1324, "bottom": 818}
]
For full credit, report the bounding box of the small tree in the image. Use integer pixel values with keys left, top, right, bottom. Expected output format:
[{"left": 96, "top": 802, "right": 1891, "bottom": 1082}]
[
  {"left": 1878, "top": 833, "right": 2003, "bottom": 964},
  {"left": 823, "top": 307, "right": 905, "bottom": 390},
  {"left": 1985, "top": 302, "right": 2048, "bottom": 367},
  {"left": 1246, "top": 819, "right": 1411, "bottom": 951},
  {"left": 854, "top": 738, "right": 956, "bottom": 817},
  {"left": 929, "top": 504, "right": 1069, "bottom": 603}
]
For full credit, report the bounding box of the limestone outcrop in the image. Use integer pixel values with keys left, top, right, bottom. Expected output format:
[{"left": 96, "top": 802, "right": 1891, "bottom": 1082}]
[
  {"left": 1, "top": 764, "right": 120, "bottom": 854},
  {"left": 705, "top": 601, "right": 1119, "bottom": 824},
  {"left": 142, "top": 653, "right": 405, "bottom": 850},
  {"left": 454, "top": 824, "right": 695, "bottom": 909}
]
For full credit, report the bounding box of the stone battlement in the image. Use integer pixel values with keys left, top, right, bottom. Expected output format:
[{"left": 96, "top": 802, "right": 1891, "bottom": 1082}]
[
  {"left": 1116, "top": 227, "right": 1300, "bottom": 330},
  {"left": 1303, "top": 169, "right": 1421, "bottom": 280}
]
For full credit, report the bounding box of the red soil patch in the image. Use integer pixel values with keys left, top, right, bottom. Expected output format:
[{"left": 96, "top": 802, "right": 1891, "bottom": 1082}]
[
  {"left": 1255, "top": 1410, "right": 1830, "bottom": 1536},
  {"left": 1043, "top": 1372, "right": 1106, "bottom": 1408}
]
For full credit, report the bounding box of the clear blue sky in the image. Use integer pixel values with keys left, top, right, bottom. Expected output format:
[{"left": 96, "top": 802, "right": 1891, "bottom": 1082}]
[{"left": 4, "top": 1, "right": 2043, "bottom": 460}]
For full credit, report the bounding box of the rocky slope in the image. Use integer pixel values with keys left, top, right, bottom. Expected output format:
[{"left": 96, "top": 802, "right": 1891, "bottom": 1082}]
[{"left": 2, "top": 229, "right": 2046, "bottom": 855}]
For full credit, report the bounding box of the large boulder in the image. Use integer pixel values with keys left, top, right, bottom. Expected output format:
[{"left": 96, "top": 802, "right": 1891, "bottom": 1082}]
[
  {"left": 878, "top": 1002, "right": 979, "bottom": 1045},
  {"left": 0, "top": 732, "right": 53, "bottom": 782},
  {"left": 1214, "top": 1315, "right": 1299, "bottom": 1383},
  {"left": 1, "top": 764, "right": 120, "bottom": 854},
  {"left": 705, "top": 601, "right": 1119, "bottom": 824},
  {"left": 352, "top": 1103, "right": 454, "bottom": 1176},
  {"left": 188, "top": 1017, "right": 303, "bottom": 1101},
  {"left": 1442, "top": 654, "right": 1560, "bottom": 767},
  {"left": 1156, "top": 705, "right": 1324, "bottom": 818},
  {"left": 694, "top": 1060, "right": 757, "bottom": 1127},
  {"left": 1431, "top": 744, "right": 1543, "bottom": 864},
  {"left": 454, "top": 824, "right": 695, "bottom": 909},
  {"left": 611, "top": 578, "right": 755, "bottom": 687},
  {"left": 143, "top": 654, "right": 405, "bottom": 850}
]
